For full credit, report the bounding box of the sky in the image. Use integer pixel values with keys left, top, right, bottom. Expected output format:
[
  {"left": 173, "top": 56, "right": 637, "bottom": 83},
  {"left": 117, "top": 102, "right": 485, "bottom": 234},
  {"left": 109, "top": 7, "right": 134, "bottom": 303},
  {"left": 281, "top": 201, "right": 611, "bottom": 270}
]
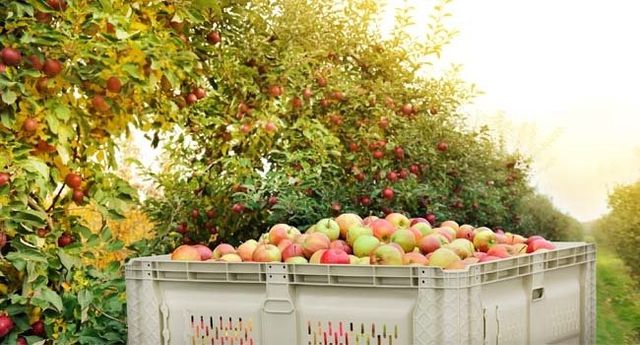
[{"left": 381, "top": 0, "right": 640, "bottom": 221}]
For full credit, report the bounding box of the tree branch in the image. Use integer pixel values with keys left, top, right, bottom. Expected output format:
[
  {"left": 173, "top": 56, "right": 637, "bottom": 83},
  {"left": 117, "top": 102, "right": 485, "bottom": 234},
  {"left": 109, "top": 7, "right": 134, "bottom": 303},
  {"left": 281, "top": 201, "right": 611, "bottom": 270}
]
[
  {"left": 46, "top": 184, "right": 65, "bottom": 212},
  {"left": 28, "top": 197, "right": 55, "bottom": 231}
]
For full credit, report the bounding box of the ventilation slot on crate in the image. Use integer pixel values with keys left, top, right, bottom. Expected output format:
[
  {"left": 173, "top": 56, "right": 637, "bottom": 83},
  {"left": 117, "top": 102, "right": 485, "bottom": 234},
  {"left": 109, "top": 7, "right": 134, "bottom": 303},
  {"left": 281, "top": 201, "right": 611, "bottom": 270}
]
[
  {"left": 304, "top": 320, "right": 399, "bottom": 345},
  {"left": 189, "top": 314, "right": 254, "bottom": 345}
]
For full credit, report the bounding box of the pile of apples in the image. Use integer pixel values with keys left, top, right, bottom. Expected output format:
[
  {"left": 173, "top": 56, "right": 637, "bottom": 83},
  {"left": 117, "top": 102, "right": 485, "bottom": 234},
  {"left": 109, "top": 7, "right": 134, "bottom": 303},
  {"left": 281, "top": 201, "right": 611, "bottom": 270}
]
[{"left": 170, "top": 213, "right": 555, "bottom": 269}]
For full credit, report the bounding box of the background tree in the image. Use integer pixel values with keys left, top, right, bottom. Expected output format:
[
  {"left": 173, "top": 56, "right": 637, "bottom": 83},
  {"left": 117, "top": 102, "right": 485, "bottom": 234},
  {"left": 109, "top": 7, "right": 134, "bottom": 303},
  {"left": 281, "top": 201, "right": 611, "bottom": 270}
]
[
  {"left": 594, "top": 181, "right": 640, "bottom": 277},
  {"left": 143, "top": 0, "right": 534, "bottom": 250}
]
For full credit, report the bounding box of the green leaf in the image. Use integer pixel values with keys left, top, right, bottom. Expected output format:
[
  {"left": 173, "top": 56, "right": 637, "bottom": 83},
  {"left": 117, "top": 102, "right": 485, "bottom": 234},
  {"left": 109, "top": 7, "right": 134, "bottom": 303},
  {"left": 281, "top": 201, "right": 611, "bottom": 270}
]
[
  {"left": 122, "top": 63, "right": 143, "bottom": 80},
  {"left": 78, "top": 289, "right": 93, "bottom": 323},
  {"left": 33, "top": 287, "right": 64, "bottom": 312},
  {"left": 54, "top": 103, "right": 71, "bottom": 121},
  {"left": 6, "top": 249, "right": 48, "bottom": 264},
  {"left": 58, "top": 249, "right": 79, "bottom": 270},
  {"left": 46, "top": 112, "right": 60, "bottom": 134},
  {"left": 1, "top": 90, "right": 17, "bottom": 105},
  {"left": 18, "top": 157, "right": 50, "bottom": 180}
]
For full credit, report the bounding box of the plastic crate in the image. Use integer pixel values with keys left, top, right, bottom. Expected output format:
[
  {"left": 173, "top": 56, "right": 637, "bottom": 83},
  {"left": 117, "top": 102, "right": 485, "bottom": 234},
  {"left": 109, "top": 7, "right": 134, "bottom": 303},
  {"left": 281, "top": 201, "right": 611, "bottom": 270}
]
[{"left": 125, "top": 241, "right": 595, "bottom": 345}]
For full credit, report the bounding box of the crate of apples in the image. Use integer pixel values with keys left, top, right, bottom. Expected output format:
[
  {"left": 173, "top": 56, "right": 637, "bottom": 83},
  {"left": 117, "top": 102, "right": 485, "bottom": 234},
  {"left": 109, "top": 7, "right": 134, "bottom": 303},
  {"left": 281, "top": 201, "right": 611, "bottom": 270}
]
[{"left": 170, "top": 213, "right": 555, "bottom": 270}]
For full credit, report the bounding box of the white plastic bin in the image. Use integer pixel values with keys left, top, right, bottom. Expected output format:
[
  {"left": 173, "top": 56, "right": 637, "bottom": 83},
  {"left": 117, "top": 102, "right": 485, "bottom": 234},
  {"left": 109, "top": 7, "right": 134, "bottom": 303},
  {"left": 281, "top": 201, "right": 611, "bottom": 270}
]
[{"left": 125, "top": 242, "right": 595, "bottom": 345}]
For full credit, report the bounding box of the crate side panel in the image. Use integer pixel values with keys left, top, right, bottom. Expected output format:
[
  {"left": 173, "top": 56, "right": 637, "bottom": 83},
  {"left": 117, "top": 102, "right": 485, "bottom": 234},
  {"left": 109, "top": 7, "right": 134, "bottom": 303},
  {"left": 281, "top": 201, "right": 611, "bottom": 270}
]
[
  {"left": 159, "top": 281, "right": 266, "bottom": 345},
  {"left": 295, "top": 286, "right": 417, "bottom": 345}
]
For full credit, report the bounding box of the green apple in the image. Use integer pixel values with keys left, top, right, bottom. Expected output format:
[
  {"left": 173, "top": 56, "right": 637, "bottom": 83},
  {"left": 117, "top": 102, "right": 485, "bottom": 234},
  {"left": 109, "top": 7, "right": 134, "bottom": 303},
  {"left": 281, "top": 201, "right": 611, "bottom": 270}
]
[
  {"left": 390, "top": 229, "right": 417, "bottom": 252},
  {"left": 353, "top": 235, "right": 380, "bottom": 257},
  {"left": 315, "top": 218, "right": 340, "bottom": 240}
]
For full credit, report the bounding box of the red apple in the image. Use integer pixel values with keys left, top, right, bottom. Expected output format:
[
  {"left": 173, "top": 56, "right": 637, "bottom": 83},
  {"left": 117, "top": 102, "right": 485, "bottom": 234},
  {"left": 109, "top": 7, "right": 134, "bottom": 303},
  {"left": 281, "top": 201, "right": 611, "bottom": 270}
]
[
  {"left": 486, "top": 244, "right": 511, "bottom": 258},
  {"left": 335, "top": 213, "right": 363, "bottom": 239},
  {"left": 370, "top": 219, "right": 396, "bottom": 242},
  {"left": 527, "top": 239, "right": 555, "bottom": 253},
  {"left": 479, "top": 255, "right": 501, "bottom": 263},
  {"left": 440, "top": 220, "right": 459, "bottom": 231},
  {"left": 268, "top": 85, "right": 283, "bottom": 97},
  {"left": 193, "top": 87, "right": 206, "bottom": 99},
  {"left": 329, "top": 240, "right": 352, "bottom": 255},
  {"left": 436, "top": 227, "right": 456, "bottom": 242},
  {"left": 31, "top": 320, "right": 47, "bottom": 337},
  {"left": 410, "top": 217, "right": 428, "bottom": 226},
  {"left": 363, "top": 216, "right": 379, "bottom": 226},
  {"left": 277, "top": 239, "right": 293, "bottom": 252},
  {"left": 437, "top": 142, "right": 448, "bottom": 152},
  {"left": 28, "top": 55, "right": 43, "bottom": 70},
  {"left": 370, "top": 244, "right": 403, "bottom": 265},
  {"left": 265, "top": 121, "right": 277, "bottom": 133},
  {"left": 385, "top": 213, "right": 410, "bottom": 229},
  {"left": 1, "top": 47, "right": 21, "bottom": 66},
  {"left": 72, "top": 189, "right": 85, "bottom": 204},
  {"left": 207, "top": 31, "right": 221, "bottom": 44},
  {"left": 381, "top": 187, "right": 394, "bottom": 200},
  {"left": 106, "top": 76, "right": 122, "bottom": 93},
  {"left": 185, "top": 93, "right": 198, "bottom": 105},
  {"left": 22, "top": 118, "right": 39, "bottom": 133},
  {"left": 0, "top": 314, "right": 14, "bottom": 337},
  {"left": 42, "top": 59, "right": 62, "bottom": 77},
  {"left": 0, "top": 173, "right": 10, "bottom": 187},
  {"left": 281, "top": 243, "right": 305, "bottom": 261},
  {"left": 503, "top": 233, "right": 527, "bottom": 245},
  {"left": 92, "top": 95, "right": 110, "bottom": 112},
  {"left": 231, "top": 203, "right": 245, "bottom": 213},
  {"left": 456, "top": 224, "right": 475, "bottom": 240},
  {"left": 309, "top": 249, "right": 327, "bottom": 264},
  {"left": 268, "top": 224, "right": 300, "bottom": 245},
  {"left": 425, "top": 213, "right": 436, "bottom": 225},
  {"left": 252, "top": 244, "right": 282, "bottom": 262},
  {"left": 401, "top": 103, "right": 413, "bottom": 116},
  {"left": 237, "top": 240, "right": 258, "bottom": 261},
  {"left": 403, "top": 251, "right": 427, "bottom": 265},
  {"left": 47, "top": 0, "right": 68, "bottom": 10},
  {"left": 193, "top": 244, "right": 213, "bottom": 261},
  {"left": 379, "top": 117, "right": 389, "bottom": 129},
  {"left": 473, "top": 229, "right": 497, "bottom": 252},
  {"left": 527, "top": 235, "right": 545, "bottom": 244},
  {"left": 212, "top": 243, "right": 236, "bottom": 259},
  {"left": 64, "top": 173, "right": 82, "bottom": 189},
  {"left": 171, "top": 245, "right": 201, "bottom": 261},
  {"left": 418, "top": 233, "right": 448, "bottom": 254},
  {"left": 301, "top": 232, "right": 331, "bottom": 258},
  {"left": 302, "top": 87, "right": 313, "bottom": 99},
  {"left": 320, "top": 248, "right": 350, "bottom": 264}
]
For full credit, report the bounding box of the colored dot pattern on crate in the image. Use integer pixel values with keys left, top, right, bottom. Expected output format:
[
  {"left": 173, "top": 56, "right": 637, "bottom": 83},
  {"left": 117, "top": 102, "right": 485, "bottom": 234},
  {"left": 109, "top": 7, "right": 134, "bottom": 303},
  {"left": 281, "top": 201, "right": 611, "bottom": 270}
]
[
  {"left": 189, "top": 315, "right": 254, "bottom": 345},
  {"left": 305, "top": 320, "right": 399, "bottom": 345}
]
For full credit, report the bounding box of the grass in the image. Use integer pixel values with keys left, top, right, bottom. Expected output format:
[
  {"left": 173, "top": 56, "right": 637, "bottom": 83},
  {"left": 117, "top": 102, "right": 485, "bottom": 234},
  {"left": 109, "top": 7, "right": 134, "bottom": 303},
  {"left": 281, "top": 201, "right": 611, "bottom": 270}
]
[{"left": 596, "top": 245, "right": 640, "bottom": 344}]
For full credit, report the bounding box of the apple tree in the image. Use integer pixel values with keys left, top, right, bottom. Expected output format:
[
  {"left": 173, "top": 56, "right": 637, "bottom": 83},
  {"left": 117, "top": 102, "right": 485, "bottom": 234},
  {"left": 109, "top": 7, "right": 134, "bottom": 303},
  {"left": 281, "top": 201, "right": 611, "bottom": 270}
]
[
  {"left": 594, "top": 181, "right": 640, "bottom": 277},
  {"left": 143, "top": 0, "right": 533, "bottom": 249},
  {"left": 0, "top": 0, "right": 223, "bottom": 342}
]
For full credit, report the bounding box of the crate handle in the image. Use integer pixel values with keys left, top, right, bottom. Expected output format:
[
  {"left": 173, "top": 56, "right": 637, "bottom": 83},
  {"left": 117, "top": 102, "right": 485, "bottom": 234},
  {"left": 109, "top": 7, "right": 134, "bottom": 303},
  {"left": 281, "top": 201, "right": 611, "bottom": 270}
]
[
  {"left": 532, "top": 287, "right": 545, "bottom": 301},
  {"left": 263, "top": 298, "right": 295, "bottom": 314}
]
